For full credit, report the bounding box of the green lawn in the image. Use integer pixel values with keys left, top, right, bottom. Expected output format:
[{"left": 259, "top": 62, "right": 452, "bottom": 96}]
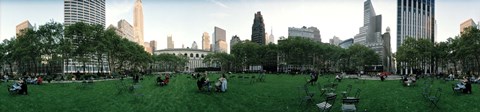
[{"left": 0, "top": 74, "right": 479, "bottom": 112}]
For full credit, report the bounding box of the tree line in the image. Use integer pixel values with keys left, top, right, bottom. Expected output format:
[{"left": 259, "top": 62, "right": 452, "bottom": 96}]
[
  {"left": 0, "top": 21, "right": 185, "bottom": 79},
  {"left": 396, "top": 27, "right": 480, "bottom": 76},
  {"left": 204, "top": 37, "right": 380, "bottom": 73}
]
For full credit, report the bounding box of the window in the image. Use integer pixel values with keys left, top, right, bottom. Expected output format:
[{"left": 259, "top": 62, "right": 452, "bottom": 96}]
[{"left": 196, "top": 54, "right": 199, "bottom": 58}]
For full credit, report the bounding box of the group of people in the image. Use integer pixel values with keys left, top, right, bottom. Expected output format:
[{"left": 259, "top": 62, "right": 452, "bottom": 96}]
[
  {"left": 456, "top": 76, "right": 473, "bottom": 94},
  {"left": 8, "top": 78, "right": 29, "bottom": 95},
  {"left": 25, "top": 76, "right": 43, "bottom": 85},
  {"left": 196, "top": 73, "right": 228, "bottom": 93},
  {"left": 402, "top": 75, "right": 416, "bottom": 86},
  {"left": 156, "top": 74, "right": 170, "bottom": 86}
]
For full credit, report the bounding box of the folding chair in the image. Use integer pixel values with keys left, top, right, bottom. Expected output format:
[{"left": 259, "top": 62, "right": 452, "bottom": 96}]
[
  {"left": 429, "top": 88, "right": 442, "bottom": 110},
  {"left": 317, "top": 94, "right": 337, "bottom": 112}
]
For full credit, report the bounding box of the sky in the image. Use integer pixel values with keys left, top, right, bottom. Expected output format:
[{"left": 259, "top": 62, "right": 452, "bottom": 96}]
[{"left": 1, "top": 0, "right": 479, "bottom": 52}]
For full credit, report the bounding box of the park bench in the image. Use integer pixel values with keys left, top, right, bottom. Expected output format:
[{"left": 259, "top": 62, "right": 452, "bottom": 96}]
[{"left": 316, "top": 94, "right": 337, "bottom": 112}]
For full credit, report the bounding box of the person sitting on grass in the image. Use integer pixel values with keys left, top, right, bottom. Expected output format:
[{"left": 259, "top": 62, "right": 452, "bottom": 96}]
[
  {"left": 164, "top": 74, "right": 170, "bottom": 84},
  {"left": 215, "top": 80, "right": 222, "bottom": 92},
  {"left": 19, "top": 79, "right": 28, "bottom": 95},
  {"left": 307, "top": 72, "right": 318, "bottom": 85},
  {"left": 219, "top": 74, "right": 228, "bottom": 92},
  {"left": 474, "top": 77, "right": 480, "bottom": 84},
  {"left": 197, "top": 74, "right": 210, "bottom": 92},
  {"left": 9, "top": 80, "right": 22, "bottom": 94},
  {"left": 464, "top": 79, "right": 472, "bottom": 94},
  {"left": 402, "top": 76, "right": 409, "bottom": 86},
  {"left": 156, "top": 75, "right": 165, "bottom": 86},
  {"left": 335, "top": 74, "right": 342, "bottom": 82},
  {"left": 37, "top": 76, "right": 43, "bottom": 85},
  {"left": 196, "top": 76, "right": 204, "bottom": 91}
]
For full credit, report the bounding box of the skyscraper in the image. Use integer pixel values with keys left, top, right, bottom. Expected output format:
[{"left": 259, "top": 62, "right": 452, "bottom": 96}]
[
  {"left": 329, "top": 36, "right": 342, "bottom": 46},
  {"left": 230, "top": 35, "right": 241, "bottom": 51},
  {"left": 116, "top": 19, "right": 134, "bottom": 42},
  {"left": 214, "top": 27, "right": 227, "bottom": 52},
  {"left": 460, "top": 18, "right": 477, "bottom": 34},
  {"left": 134, "top": 0, "right": 144, "bottom": 47},
  {"left": 396, "top": 0, "right": 435, "bottom": 49},
  {"left": 251, "top": 11, "right": 266, "bottom": 45},
  {"left": 167, "top": 35, "right": 174, "bottom": 49},
  {"left": 268, "top": 30, "right": 275, "bottom": 44},
  {"left": 202, "top": 32, "right": 211, "bottom": 51},
  {"left": 382, "top": 27, "right": 393, "bottom": 72},
  {"left": 354, "top": 0, "right": 382, "bottom": 45},
  {"left": 150, "top": 40, "right": 157, "bottom": 52},
  {"left": 64, "top": 0, "right": 105, "bottom": 26},
  {"left": 16, "top": 20, "right": 33, "bottom": 37}
]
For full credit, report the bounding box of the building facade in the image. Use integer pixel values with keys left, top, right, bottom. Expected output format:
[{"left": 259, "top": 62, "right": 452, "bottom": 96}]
[
  {"left": 329, "top": 36, "right": 342, "bottom": 46},
  {"left": 144, "top": 42, "right": 152, "bottom": 54},
  {"left": 202, "top": 32, "right": 210, "bottom": 51},
  {"left": 16, "top": 20, "right": 33, "bottom": 36},
  {"left": 396, "top": 0, "right": 436, "bottom": 74},
  {"left": 116, "top": 19, "right": 135, "bottom": 42},
  {"left": 382, "top": 27, "right": 393, "bottom": 72},
  {"left": 192, "top": 41, "right": 198, "bottom": 49},
  {"left": 251, "top": 11, "right": 266, "bottom": 45},
  {"left": 339, "top": 38, "right": 354, "bottom": 49},
  {"left": 230, "top": 35, "right": 241, "bottom": 52},
  {"left": 167, "top": 35, "right": 174, "bottom": 49},
  {"left": 288, "top": 26, "right": 315, "bottom": 39},
  {"left": 154, "top": 48, "right": 211, "bottom": 72},
  {"left": 396, "top": 0, "right": 435, "bottom": 50},
  {"left": 308, "top": 27, "right": 321, "bottom": 42},
  {"left": 217, "top": 41, "right": 228, "bottom": 53},
  {"left": 134, "top": 0, "right": 144, "bottom": 47},
  {"left": 64, "top": 0, "right": 108, "bottom": 74},
  {"left": 64, "top": 0, "right": 105, "bottom": 26},
  {"left": 150, "top": 40, "right": 157, "bottom": 52},
  {"left": 354, "top": 0, "right": 382, "bottom": 46},
  {"left": 460, "top": 18, "right": 477, "bottom": 34},
  {"left": 214, "top": 27, "right": 227, "bottom": 52},
  {"left": 268, "top": 31, "right": 275, "bottom": 44}
]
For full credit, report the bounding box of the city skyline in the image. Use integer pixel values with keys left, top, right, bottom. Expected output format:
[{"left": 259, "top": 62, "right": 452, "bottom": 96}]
[{"left": 1, "top": 0, "right": 479, "bottom": 52}]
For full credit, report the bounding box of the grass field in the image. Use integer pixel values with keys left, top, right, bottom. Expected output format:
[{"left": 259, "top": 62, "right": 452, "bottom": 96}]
[{"left": 0, "top": 74, "right": 479, "bottom": 112}]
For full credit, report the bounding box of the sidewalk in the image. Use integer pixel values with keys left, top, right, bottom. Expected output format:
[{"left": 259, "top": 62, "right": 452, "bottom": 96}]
[
  {"left": 343, "top": 74, "right": 402, "bottom": 80},
  {"left": 45, "top": 77, "right": 131, "bottom": 84}
]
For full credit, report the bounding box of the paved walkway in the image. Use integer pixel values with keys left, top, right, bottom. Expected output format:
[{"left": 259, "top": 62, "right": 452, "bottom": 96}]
[
  {"left": 45, "top": 77, "right": 131, "bottom": 84},
  {"left": 343, "top": 74, "right": 402, "bottom": 80}
]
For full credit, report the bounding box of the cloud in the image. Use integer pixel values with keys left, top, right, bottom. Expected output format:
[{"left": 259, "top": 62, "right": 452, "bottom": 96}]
[{"left": 209, "top": 0, "right": 229, "bottom": 8}]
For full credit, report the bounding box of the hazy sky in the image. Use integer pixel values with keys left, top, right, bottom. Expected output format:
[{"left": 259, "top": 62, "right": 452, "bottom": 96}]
[{"left": 1, "top": 0, "right": 479, "bottom": 52}]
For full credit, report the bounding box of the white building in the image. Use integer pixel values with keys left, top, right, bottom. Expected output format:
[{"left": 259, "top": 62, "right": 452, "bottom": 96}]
[
  {"left": 288, "top": 26, "right": 314, "bottom": 39},
  {"left": 64, "top": 0, "right": 105, "bottom": 26},
  {"left": 154, "top": 49, "right": 211, "bottom": 72},
  {"left": 64, "top": 0, "right": 108, "bottom": 74},
  {"left": 167, "top": 35, "right": 174, "bottom": 49},
  {"left": 202, "top": 32, "right": 210, "bottom": 51},
  {"left": 115, "top": 19, "right": 135, "bottom": 42},
  {"left": 192, "top": 41, "right": 198, "bottom": 49}
]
